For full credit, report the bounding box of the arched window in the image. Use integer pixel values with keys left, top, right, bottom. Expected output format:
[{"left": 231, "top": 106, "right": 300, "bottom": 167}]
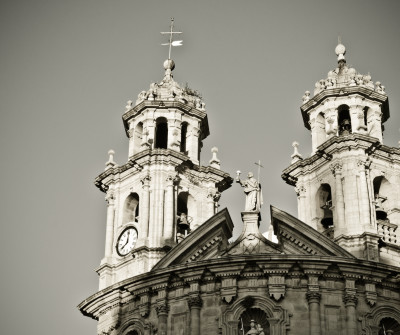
[
  {"left": 155, "top": 117, "right": 168, "bottom": 149},
  {"left": 338, "top": 105, "right": 352, "bottom": 136},
  {"left": 133, "top": 122, "right": 143, "bottom": 154},
  {"left": 176, "top": 191, "right": 196, "bottom": 241},
  {"left": 122, "top": 193, "right": 139, "bottom": 225},
  {"left": 180, "top": 122, "right": 188, "bottom": 153},
  {"left": 373, "top": 176, "right": 392, "bottom": 221},
  {"left": 316, "top": 184, "right": 334, "bottom": 237}
]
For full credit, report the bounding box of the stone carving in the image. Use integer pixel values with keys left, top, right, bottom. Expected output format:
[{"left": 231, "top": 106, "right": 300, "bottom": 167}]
[
  {"left": 307, "top": 42, "right": 386, "bottom": 96},
  {"left": 187, "top": 294, "right": 203, "bottom": 309},
  {"left": 294, "top": 185, "right": 306, "bottom": 197},
  {"left": 236, "top": 172, "right": 263, "bottom": 211},
  {"left": 365, "top": 282, "right": 377, "bottom": 306},
  {"left": 343, "top": 293, "right": 358, "bottom": 306},
  {"left": 302, "top": 91, "right": 310, "bottom": 103},
  {"left": 330, "top": 161, "right": 343, "bottom": 175},
  {"left": 140, "top": 175, "right": 151, "bottom": 187},
  {"left": 155, "top": 302, "right": 169, "bottom": 316},
  {"left": 268, "top": 275, "right": 286, "bottom": 301},
  {"left": 325, "top": 112, "right": 338, "bottom": 136},
  {"left": 245, "top": 320, "right": 265, "bottom": 335}
]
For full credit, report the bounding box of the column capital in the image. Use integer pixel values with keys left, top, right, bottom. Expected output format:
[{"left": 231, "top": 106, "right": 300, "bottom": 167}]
[
  {"left": 140, "top": 175, "right": 151, "bottom": 188},
  {"left": 105, "top": 191, "right": 115, "bottom": 206},
  {"left": 166, "top": 174, "right": 179, "bottom": 186},
  {"left": 330, "top": 161, "right": 343, "bottom": 176},
  {"left": 343, "top": 293, "right": 358, "bottom": 307},
  {"left": 187, "top": 294, "right": 203, "bottom": 309},
  {"left": 295, "top": 184, "right": 306, "bottom": 197},
  {"left": 306, "top": 291, "right": 321, "bottom": 303},
  {"left": 155, "top": 302, "right": 169, "bottom": 316}
]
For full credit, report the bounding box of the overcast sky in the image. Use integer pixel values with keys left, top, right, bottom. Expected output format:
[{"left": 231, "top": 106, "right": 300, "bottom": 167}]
[{"left": 1, "top": 1, "right": 400, "bottom": 334}]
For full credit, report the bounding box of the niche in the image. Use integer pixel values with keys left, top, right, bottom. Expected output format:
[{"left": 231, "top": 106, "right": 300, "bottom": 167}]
[{"left": 155, "top": 117, "right": 168, "bottom": 149}]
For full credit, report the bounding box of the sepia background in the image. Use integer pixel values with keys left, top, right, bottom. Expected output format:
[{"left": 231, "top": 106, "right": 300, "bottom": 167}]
[{"left": 1, "top": 0, "right": 399, "bottom": 334}]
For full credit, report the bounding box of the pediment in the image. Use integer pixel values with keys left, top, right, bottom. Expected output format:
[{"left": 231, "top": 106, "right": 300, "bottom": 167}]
[
  {"left": 152, "top": 208, "right": 233, "bottom": 270},
  {"left": 271, "top": 206, "right": 355, "bottom": 258}
]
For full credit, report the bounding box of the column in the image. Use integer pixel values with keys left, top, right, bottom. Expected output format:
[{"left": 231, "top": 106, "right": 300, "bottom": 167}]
[
  {"left": 343, "top": 293, "right": 358, "bottom": 335},
  {"left": 156, "top": 302, "right": 169, "bottom": 335},
  {"left": 189, "top": 126, "right": 200, "bottom": 163},
  {"left": 140, "top": 175, "right": 151, "bottom": 242},
  {"left": 206, "top": 190, "right": 215, "bottom": 219},
  {"left": 104, "top": 191, "right": 115, "bottom": 258},
  {"left": 295, "top": 185, "right": 307, "bottom": 223},
  {"left": 309, "top": 118, "right": 318, "bottom": 154},
  {"left": 331, "top": 162, "right": 345, "bottom": 236},
  {"left": 357, "top": 160, "right": 372, "bottom": 231},
  {"left": 164, "top": 175, "right": 176, "bottom": 242},
  {"left": 188, "top": 295, "right": 202, "bottom": 335},
  {"left": 306, "top": 291, "right": 321, "bottom": 335}
]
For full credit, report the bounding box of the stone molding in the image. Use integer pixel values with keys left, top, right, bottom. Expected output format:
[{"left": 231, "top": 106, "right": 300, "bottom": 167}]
[
  {"left": 343, "top": 293, "right": 358, "bottom": 306},
  {"left": 155, "top": 302, "right": 169, "bottom": 316}
]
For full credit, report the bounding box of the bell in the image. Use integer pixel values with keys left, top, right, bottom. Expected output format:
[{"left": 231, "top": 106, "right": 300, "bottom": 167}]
[
  {"left": 177, "top": 213, "right": 190, "bottom": 230},
  {"left": 376, "top": 207, "right": 387, "bottom": 220},
  {"left": 320, "top": 202, "right": 333, "bottom": 228},
  {"left": 375, "top": 195, "right": 388, "bottom": 220}
]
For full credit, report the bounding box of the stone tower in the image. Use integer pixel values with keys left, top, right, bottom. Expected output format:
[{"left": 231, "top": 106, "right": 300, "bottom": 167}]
[
  {"left": 95, "top": 58, "right": 232, "bottom": 290},
  {"left": 282, "top": 42, "right": 400, "bottom": 263}
]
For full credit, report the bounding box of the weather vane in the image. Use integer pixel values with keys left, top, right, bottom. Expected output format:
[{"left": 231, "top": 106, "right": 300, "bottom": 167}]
[{"left": 161, "top": 18, "right": 183, "bottom": 60}]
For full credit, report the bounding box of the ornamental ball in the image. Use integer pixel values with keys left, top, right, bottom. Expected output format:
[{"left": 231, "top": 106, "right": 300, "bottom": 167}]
[{"left": 163, "top": 59, "right": 175, "bottom": 71}]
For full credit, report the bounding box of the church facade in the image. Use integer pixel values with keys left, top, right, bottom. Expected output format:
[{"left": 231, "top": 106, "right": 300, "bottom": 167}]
[{"left": 79, "top": 38, "right": 400, "bottom": 334}]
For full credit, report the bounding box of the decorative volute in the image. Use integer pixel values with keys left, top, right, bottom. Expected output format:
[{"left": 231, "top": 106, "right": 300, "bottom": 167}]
[{"left": 300, "top": 42, "right": 390, "bottom": 154}]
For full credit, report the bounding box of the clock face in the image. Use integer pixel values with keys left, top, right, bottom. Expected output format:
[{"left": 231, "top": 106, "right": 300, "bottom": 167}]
[{"left": 117, "top": 227, "right": 138, "bottom": 256}]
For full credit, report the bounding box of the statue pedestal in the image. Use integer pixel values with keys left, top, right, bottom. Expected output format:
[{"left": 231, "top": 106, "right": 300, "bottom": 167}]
[{"left": 241, "top": 211, "right": 261, "bottom": 233}]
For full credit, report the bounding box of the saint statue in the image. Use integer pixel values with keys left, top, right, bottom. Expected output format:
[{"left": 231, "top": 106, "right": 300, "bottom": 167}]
[
  {"left": 246, "top": 320, "right": 259, "bottom": 335},
  {"left": 236, "top": 172, "right": 263, "bottom": 211}
]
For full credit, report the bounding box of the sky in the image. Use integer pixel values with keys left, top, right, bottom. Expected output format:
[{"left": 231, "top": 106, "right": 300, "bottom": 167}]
[{"left": 1, "top": 1, "right": 400, "bottom": 334}]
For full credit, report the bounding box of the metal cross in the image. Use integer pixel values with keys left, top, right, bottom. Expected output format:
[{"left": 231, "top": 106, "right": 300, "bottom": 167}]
[
  {"left": 161, "top": 18, "right": 183, "bottom": 59},
  {"left": 254, "top": 160, "right": 264, "bottom": 185}
]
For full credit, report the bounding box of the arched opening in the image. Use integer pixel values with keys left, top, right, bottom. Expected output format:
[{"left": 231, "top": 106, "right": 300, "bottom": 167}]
[
  {"left": 122, "top": 193, "right": 140, "bottom": 225},
  {"left": 317, "top": 184, "right": 334, "bottom": 237},
  {"left": 378, "top": 317, "right": 400, "bottom": 335},
  {"left": 177, "top": 192, "right": 190, "bottom": 242},
  {"left": 180, "top": 122, "right": 188, "bottom": 154},
  {"left": 338, "top": 105, "right": 352, "bottom": 136},
  {"left": 373, "top": 176, "right": 389, "bottom": 221},
  {"left": 155, "top": 117, "right": 168, "bottom": 149},
  {"left": 133, "top": 122, "right": 143, "bottom": 154},
  {"left": 237, "top": 308, "right": 270, "bottom": 334}
]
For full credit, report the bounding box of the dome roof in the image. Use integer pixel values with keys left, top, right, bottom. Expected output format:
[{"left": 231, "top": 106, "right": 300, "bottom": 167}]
[
  {"left": 132, "top": 59, "right": 206, "bottom": 111},
  {"left": 301, "top": 43, "right": 387, "bottom": 104}
]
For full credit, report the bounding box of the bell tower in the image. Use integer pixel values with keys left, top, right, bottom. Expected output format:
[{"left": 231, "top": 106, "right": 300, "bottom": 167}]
[
  {"left": 282, "top": 42, "right": 400, "bottom": 263},
  {"left": 95, "top": 24, "right": 232, "bottom": 290}
]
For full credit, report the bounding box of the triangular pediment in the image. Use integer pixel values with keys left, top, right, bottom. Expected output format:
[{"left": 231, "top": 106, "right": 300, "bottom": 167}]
[
  {"left": 271, "top": 206, "right": 355, "bottom": 258},
  {"left": 152, "top": 208, "right": 233, "bottom": 270}
]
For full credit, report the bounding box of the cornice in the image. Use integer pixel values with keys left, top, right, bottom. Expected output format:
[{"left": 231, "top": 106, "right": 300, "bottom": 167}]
[
  {"left": 94, "top": 149, "right": 233, "bottom": 193},
  {"left": 282, "top": 134, "right": 400, "bottom": 183}
]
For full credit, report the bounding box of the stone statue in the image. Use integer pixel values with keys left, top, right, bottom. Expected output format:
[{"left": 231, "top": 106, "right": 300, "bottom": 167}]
[
  {"left": 246, "top": 320, "right": 259, "bottom": 335},
  {"left": 236, "top": 172, "right": 263, "bottom": 211}
]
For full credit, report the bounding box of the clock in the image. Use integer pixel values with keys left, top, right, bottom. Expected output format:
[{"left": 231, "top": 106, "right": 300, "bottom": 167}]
[{"left": 116, "top": 227, "right": 138, "bottom": 256}]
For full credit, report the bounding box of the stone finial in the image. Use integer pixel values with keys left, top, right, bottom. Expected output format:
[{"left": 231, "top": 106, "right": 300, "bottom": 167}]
[
  {"left": 105, "top": 150, "right": 117, "bottom": 170},
  {"left": 335, "top": 42, "right": 346, "bottom": 62},
  {"left": 209, "top": 147, "right": 220, "bottom": 169},
  {"left": 291, "top": 141, "right": 303, "bottom": 163},
  {"left": 125, "top": 100, "right": 133, "bottom": 111},
  {"left": 302, "top": 91, "right": 310, "bottom": 104}
]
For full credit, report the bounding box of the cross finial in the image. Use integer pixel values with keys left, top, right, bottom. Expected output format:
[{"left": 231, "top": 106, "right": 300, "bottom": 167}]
[
  {"left": 161, "top": 18, "right": 183, "bottom": 60},
  {"left": 254, "top": 160, "right": 264, "bottom": 185}
]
